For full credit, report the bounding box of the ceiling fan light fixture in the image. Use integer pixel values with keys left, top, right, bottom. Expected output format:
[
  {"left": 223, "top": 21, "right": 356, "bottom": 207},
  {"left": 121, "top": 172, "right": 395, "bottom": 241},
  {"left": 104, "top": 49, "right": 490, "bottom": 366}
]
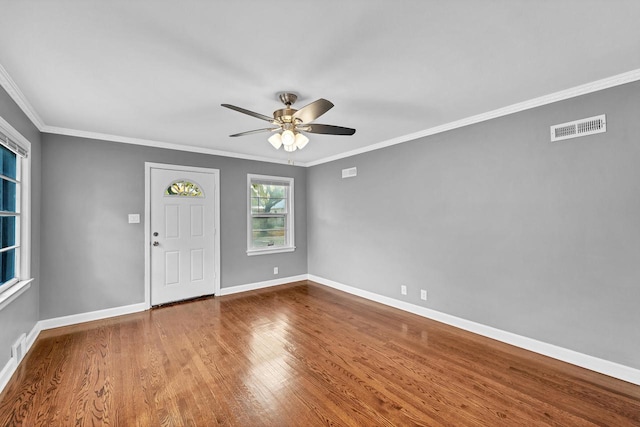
[
  {"left": 294, "top": 133, "right": 309, "bottom": 149},
  {"left": 268, "top": 133, "right": 283, "bottom": 149},
  {"left": 223, "top": 92, "right": 356, "bottom": 154},
  {"left": 281, "top": 129, "right": 296, "bottom": 146}
]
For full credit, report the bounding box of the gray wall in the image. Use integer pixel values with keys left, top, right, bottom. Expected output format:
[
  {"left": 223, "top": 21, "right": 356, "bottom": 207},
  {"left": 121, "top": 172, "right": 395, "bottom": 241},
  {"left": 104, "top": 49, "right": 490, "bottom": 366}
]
[
  {"left": 0, "top": 86, "right": 41, "bottom": 369},
  {"left": 3, "top": 75, "right": 638, "bottom": 373},
  {"left": 308, "top": 81, "right": 640, "bottom": 369},
  {"left": 40, "top": 134, "right": 307, "bottom": 319}
]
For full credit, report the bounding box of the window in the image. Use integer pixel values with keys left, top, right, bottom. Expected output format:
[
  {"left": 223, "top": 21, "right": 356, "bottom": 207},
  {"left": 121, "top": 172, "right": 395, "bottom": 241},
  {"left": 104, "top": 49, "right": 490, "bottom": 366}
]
[
  {"left": 165, "top": 180, "right": 203, "bottom": 197},
  {"left": 247, "top": 174, "right": 294, "bottom": 255},
  {"left": 0, "top": 122, "right": 30, "bottom": 303},
  {"left": 0, "top": 146, "right": 18, "bottom": 284}
]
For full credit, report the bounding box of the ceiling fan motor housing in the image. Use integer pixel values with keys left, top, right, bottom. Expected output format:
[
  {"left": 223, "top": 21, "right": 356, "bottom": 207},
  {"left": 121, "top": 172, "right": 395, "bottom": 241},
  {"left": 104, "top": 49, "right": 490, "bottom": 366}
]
[
  {"left": 273, "top": 108, "right": 298, "bottom": 124},
  {"left": 278, "top": 92, "right": 298, "bottom": 106}
]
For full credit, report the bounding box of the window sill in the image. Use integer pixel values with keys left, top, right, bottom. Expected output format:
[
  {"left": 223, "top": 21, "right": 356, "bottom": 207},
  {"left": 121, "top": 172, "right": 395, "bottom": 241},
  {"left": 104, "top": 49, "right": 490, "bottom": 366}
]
[
  {"left": 0, "top": 278, "right": 34, "bottom": 312},
  {"left": 247, "top": 246, "right": 296, "bottom": 256}
]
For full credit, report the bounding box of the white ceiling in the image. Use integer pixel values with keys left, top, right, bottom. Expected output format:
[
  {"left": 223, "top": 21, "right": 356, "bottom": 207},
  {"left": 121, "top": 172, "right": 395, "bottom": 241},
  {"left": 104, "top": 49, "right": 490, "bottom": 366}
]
[{"left": 1, "top": 1, "right": 640, "bottom": 165}]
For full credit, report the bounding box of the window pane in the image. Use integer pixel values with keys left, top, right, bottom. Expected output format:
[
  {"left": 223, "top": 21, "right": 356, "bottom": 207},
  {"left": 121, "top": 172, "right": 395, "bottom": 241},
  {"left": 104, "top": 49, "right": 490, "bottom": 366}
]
[
  {"left": 0, "top": 146, "right": 16, "bottom": 180},
  {"left": 0, "top": 179, "right": 16, "bottom": 212},
  {"left": 165, "top": 180, "right": 203, "bottom": 197},
  {"left": 251, "top": 217, "right": 285, "bottom": 248},
  {"left": 0, "top": 216, "right": 16, "bottom": 249},
  {"left": 251, "top": 184, "right": 286, "bottom": 214},
  {"left": 0, "top": 248, "right": 15, "bottom": 284}
]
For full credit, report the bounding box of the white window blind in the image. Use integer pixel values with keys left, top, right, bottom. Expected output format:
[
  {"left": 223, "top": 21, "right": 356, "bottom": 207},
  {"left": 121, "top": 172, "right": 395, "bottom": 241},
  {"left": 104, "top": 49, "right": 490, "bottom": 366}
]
[{"left": 0, "top": 129, "right": 28, "bottom": 158}]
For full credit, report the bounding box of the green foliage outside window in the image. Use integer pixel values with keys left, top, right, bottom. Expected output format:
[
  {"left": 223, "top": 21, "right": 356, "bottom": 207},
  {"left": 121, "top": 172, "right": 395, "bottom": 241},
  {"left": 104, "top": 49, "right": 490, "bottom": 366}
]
[
  {"left": 251, "top": 183, "right": 286, "bottom": 214},
  {"left": 250, "top": 183, "right": 287, "bottom": 248}
]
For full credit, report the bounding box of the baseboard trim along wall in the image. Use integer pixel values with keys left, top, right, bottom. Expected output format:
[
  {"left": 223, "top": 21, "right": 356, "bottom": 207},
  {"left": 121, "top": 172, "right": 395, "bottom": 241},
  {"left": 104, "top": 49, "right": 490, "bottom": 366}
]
[
  {"left": 0, "top": 277, "right": 306, "bottom": 393},
  {"left": 38, "top": 302, "right": 148, "bottom": 331},
  {"left": 3, "top": 275, "right": 638, "bottom": 395},
  {"left": 307, "top": 275, "right": 640, "bottom": 386},
  {"left": 0, "top": 354, "right": 18, "bottom": 393},
  {"left": 0, "top": 302, "right": 148, "bottom": 394},
  {"left": 218, "top": 275, "right": 309, "bottom": 296}
]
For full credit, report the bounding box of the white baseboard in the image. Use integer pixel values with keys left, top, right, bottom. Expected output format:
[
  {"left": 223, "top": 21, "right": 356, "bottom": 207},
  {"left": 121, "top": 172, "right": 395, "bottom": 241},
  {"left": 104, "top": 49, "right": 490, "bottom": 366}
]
[
  {"left": 218, "top": 274, "right": 309, "bottom": 296},
  {"left": 38, "top": 302, "right": 148, "bottom": 331},
  {"left": 3, "top": 274, "right": 637, "bottom": 396},
  {"left": 308, "top": 274, "right": 640, "bottom": 386},
  {"left": 0, "top": 276, "right": 309, "bottom": 394},
  {"left": 26, "top": 321, "right": 41, "bottom": 350},
  {"left": 0, "top": 320, "right": 41, "bottom": 394},
  {"left": 0, "top": 355, "right": 17, "bottom": 393}
]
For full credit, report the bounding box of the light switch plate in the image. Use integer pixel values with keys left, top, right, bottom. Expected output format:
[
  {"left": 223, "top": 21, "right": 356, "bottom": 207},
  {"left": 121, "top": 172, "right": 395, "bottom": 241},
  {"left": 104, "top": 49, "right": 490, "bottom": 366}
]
[{"left": 128, "top": 214, "right": 140, "bottom": 224}]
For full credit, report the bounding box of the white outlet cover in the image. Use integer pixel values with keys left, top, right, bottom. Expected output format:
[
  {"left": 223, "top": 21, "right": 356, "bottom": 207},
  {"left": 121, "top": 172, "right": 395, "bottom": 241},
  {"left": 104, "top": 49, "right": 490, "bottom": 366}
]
[{"left": 128, "top": 214, "right": 140, "bottom": 224}]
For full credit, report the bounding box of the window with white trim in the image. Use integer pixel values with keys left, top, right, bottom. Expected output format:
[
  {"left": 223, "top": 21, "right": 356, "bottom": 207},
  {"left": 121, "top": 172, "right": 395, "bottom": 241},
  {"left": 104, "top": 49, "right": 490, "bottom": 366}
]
[
  {"left": 247, "top": 174, "right": 294, "bottom": 255},
  {"left": 0, "top": 123, "right": 30, "bottom": 300}
]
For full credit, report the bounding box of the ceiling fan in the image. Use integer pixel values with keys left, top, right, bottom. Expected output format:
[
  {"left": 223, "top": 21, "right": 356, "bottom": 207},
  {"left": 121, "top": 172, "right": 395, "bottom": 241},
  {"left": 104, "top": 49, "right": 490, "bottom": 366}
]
[{"left": 221, "top": 93, "right": 356, "bottom": 152}]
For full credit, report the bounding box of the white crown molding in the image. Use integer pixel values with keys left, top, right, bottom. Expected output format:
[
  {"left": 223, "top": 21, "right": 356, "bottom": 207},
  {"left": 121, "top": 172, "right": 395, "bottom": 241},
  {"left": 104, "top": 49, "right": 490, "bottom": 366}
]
[
  {"left": 306, "top": 68, "right": 640, "bottom": 167},
  {"left": 0, "top": 63, "right": 45, "bottom": 130},
  {"left": 41, "top": 125, "right": 300, "bottom": 166},
  {"left": 3, "top": 60, "right": 640, "bottom": 168}
]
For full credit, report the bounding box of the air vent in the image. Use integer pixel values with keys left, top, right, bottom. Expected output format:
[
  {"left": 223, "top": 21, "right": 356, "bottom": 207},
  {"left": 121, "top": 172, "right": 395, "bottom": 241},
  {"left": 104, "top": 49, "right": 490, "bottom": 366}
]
[
  {"left": 342, "top": 167, "right": 357, "bottom": 178},
  {"left": 550, "top": 114, "right": 606, "bottom": 142},
  {"left": 11, "top": 333, "right": 26, "bottom": 363}
]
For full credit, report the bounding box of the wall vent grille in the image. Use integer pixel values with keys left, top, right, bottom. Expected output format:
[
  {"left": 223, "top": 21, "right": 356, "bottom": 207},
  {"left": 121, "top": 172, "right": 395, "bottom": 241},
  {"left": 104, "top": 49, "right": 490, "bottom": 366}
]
[
  {"left": 551, "top": 114, "right": 606, "bottom": 142},
  {"left": 342, "top": 167, "right": 357, "bottom": 178}
]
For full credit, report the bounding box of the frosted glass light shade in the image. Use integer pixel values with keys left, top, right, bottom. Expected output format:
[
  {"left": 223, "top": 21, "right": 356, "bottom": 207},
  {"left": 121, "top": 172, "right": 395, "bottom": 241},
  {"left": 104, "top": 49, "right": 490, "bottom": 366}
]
[
  {"left": 294, "top": 133, "right": 309, "bottom": 149},
  {"left": 268, "top": 133, "right": 283, "bottom": 149},
  {"left": 281, "top": 129, "right": 295, "bottom": 146},
  {"left": 283, "top": 143, "right": 296, "bottom": 152}
]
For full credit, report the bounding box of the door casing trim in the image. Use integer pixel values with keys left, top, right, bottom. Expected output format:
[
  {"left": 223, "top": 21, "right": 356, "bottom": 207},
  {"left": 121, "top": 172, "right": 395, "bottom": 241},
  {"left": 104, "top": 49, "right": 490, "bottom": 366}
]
[{"left": 144, "top": 162, "right": 221, "bottom": 308}]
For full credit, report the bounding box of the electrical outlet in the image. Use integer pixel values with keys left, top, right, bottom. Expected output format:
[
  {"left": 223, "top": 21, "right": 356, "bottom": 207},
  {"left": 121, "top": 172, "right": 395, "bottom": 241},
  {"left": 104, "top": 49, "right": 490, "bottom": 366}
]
[
  {"left": 401, "top": 285, "right": 407, "bottom": 295},
  {"left": 420, "top": 289, "right": 427, "bottom": 301},
  {"left": 273, "top": 267, "right": 279, "bottom": 275}
]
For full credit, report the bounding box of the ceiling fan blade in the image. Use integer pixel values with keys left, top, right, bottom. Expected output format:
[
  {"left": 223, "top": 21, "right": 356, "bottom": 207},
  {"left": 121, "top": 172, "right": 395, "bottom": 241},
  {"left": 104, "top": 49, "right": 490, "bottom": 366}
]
[
  {"left": 292, "top": 98, "right": 334, "bottom": 123},
  {"left": 230, "top": 128, "right": 279, "bottom": 137},
  {"left": 221, "top": 104, "right": 274, "bottom": 122},
  {"left": 302, "top": 124, "right": 356, "bottom": 135}
]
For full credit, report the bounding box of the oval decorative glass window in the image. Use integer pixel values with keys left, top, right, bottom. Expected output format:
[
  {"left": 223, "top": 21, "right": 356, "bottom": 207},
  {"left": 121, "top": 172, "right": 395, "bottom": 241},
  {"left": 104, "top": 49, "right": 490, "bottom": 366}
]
[{"left": 165, "top": 180, "right": 204, "bottom": 197}]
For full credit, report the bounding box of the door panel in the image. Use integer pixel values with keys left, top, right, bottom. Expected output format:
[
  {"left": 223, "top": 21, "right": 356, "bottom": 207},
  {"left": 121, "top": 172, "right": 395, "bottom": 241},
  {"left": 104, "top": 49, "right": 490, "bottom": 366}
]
[
  {"left": 165, "top": 251, "right": 180, "bottom": 285},
  {"left": 191, "top": 249, "right": 204, "bottom": 281},
  {"left": 150, "top": 167, "right": 217, "bottom": 305},
  {"left": 165, "top": 205, "right": 179, "bottom": 238},
  {"left": 191, "top": 205, "right": 204, "bottom": 236}
]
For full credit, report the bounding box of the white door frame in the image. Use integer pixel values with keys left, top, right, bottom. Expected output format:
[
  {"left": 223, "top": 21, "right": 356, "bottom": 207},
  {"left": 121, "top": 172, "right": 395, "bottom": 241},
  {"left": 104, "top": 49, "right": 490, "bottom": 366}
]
[{"left": 144, "top": 162, "right": 220, "bottom": 308}]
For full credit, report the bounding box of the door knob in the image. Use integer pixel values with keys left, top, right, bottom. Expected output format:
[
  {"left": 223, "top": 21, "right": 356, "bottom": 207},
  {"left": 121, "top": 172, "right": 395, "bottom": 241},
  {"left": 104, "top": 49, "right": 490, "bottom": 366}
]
[{"left": 153, "top": 241, "right": 160, "bottom": 246}]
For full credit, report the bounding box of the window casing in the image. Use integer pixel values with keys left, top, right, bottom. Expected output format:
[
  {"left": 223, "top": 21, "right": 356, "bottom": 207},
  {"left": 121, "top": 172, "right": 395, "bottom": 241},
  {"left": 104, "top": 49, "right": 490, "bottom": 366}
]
[
  {"left": 0, "top": 122, "right": 31, "bottom": 308},
  {"left": 0, "top": 145, "right": 19, "bottom": 286},
  {"left": 247, "top": 174, "right": 294, "bottom": 255}
]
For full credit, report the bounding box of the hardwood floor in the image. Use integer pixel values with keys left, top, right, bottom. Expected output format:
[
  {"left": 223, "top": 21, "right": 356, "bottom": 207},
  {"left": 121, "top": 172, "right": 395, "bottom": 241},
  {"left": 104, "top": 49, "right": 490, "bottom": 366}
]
[{"left": 1, "top": 281, "right": 639, "bottom": 426}]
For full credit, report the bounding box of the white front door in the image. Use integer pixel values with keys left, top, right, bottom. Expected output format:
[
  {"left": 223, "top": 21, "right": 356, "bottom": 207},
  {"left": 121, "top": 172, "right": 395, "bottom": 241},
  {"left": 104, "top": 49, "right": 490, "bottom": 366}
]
[{"left": 149, "top": 165, "right": 219, "bottom": 306}]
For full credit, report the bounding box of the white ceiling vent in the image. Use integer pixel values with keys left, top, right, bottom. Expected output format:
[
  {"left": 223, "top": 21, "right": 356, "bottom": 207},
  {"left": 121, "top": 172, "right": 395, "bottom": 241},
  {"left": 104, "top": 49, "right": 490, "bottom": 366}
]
[{"left": 550, "top": 114, "right": 606, "bottom": 142}]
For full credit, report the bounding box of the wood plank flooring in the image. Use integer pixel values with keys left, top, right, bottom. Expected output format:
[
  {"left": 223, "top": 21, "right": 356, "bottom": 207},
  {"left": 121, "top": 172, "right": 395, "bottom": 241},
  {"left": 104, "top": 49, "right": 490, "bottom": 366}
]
[{"left": 1, "top": 280, "right": 639, "bottom": 426}]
